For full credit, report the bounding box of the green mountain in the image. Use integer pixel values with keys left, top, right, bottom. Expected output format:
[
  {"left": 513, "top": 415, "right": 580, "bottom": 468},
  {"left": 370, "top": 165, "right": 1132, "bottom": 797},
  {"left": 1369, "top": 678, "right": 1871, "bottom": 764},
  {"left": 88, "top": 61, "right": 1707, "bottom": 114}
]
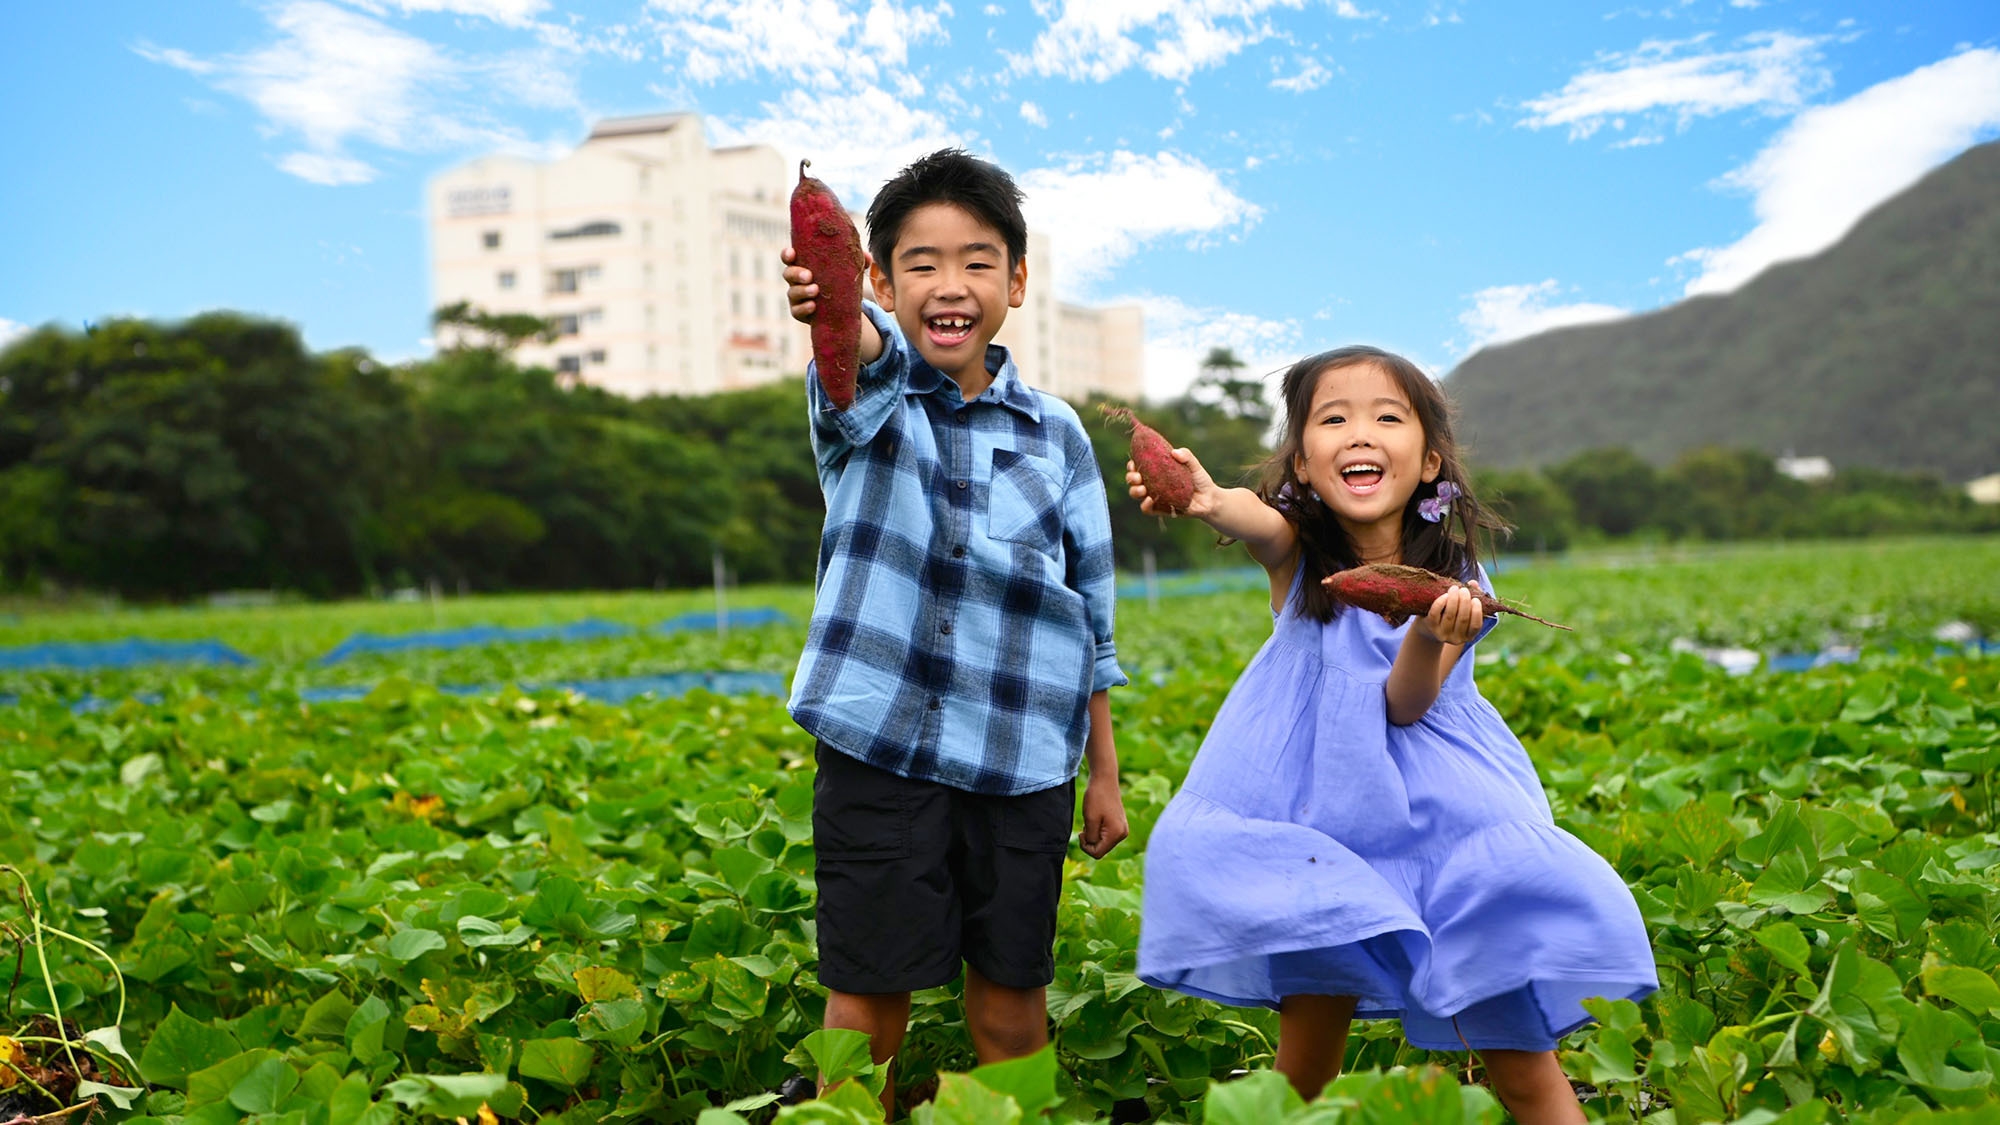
[{"left": 1445, "top": 140, "right": 2000, "bottom": 483}]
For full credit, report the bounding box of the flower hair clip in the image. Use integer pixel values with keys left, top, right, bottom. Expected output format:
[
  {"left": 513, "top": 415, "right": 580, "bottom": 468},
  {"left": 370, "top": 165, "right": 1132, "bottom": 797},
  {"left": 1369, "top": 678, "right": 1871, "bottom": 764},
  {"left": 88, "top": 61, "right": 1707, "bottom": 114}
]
[{"left": 1418, "top": 480, "right": 1460, "bottom": 523}]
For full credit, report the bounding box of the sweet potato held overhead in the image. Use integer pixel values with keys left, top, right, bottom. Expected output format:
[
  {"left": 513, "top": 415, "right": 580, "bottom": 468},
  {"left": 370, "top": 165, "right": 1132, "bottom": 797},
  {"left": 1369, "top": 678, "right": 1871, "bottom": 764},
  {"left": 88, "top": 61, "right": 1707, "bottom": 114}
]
[
  {"left": 789, "top": 159, "right": 866, "bottom": 409},
  {"left": 1323, "top": 563, "right": 1571, "bottom": 630},
  {"left": 1102, "top": 404, "right": 1194, "bottom": 515}
]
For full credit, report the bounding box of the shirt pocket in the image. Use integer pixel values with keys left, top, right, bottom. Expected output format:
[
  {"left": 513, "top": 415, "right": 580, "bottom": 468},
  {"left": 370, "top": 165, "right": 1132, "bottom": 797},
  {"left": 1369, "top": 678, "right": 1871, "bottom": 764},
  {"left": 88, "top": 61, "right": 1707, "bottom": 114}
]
[{"left": 984, "top": 448, "right": 1063, "bottom": 557}]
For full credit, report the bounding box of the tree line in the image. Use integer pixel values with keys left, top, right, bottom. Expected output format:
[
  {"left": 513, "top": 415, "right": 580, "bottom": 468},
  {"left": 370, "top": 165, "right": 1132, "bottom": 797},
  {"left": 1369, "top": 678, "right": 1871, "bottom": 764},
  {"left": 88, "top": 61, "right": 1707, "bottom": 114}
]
[{"left": 0, "top": 317, "right": 1990, "bottom": 600}]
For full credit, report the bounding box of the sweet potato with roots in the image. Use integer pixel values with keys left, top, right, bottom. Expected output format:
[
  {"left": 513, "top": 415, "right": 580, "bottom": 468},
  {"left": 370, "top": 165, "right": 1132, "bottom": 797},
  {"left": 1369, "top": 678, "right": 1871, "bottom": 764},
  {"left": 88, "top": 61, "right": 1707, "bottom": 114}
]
[
  {"left": 789, "top": 159, "right": 867, "bottom": 409},
  {"left": 1324, "top": 563, "right": 1570, "bottom": 630}
]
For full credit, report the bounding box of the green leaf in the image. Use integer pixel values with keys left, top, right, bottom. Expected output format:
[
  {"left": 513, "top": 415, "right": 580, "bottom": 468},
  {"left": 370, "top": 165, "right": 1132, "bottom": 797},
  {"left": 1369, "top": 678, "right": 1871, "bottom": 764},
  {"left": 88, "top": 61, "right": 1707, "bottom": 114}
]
[
  {"left": 518, "top": 1038, "right": 595, "bottom": 1088},
  {"left": 387, "top": 927, "right": 448, "bottom": 961},
  {"left": 139, "top": 1007, "right": 243, "bottom": 1089},
  {"left": 346, "top": 994, "right": 391, "bottom": 1064},
  {"left": 227, "top": 1056, "right": 300, "bottom": 1115},
  {"left": 1755, "top": 921, "right": 1814, "bottom": 977},
  {"left": 785, "top": 1028, "right": 881, "bottom": 1090},
  {"left": 381, "top": 1073, "right": 508, "bottom": 1118},
  {"left": 297, "top": 990, "right": 358, "bottom": 1038},
  {"left": 573, "top": 966, "right": 638, "bottom": 1002},
  {"left": 75, "top": 1079, "right": 146, "bottom": 1110},
  {"left": 919, "top": 1073, "right": 1022, "bottom": 1125},
  {"left": 187, "top": 1048, "right": 282, "bottom": 1109},
  {"left": 1203, "top": 1070, "right": 1301, "bottom": 1125},
  {"left": 1891, "top": 1001, "right": 1991, "bottom": 1106},
  {"left": 967, "top": 1044, "right": 1059, "bottom": 1118},
  {"left": 1747, "top": 849, "right": 1833, "bottom": 914},
  {"left": 1922, "top": 964, "right": 2000, "bottom": 1016},
  {"left": 576, "top": 998, "right": 648, "bottom": 1048}
]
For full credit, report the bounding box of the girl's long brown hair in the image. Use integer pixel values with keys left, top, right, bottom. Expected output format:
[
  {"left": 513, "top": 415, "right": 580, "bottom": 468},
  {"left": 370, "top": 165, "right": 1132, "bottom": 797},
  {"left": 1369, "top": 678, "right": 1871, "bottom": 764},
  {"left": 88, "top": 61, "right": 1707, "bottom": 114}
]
[{"left": 1252, "top": 346, "right": 1509, "bottom": 621}]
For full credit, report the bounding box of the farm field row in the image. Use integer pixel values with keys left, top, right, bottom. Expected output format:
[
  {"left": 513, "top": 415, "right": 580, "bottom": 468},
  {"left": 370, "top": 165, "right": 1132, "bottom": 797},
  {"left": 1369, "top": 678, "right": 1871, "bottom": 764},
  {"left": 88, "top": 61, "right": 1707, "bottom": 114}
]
[{"left": 2, "top": 536, "right": 1997, "bottom": 1123}]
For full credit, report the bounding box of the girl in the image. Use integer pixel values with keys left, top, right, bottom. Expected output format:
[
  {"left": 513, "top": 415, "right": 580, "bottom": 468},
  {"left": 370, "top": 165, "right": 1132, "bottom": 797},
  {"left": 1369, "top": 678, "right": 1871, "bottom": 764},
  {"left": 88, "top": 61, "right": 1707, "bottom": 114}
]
[{"left": 1129, "top": 346, "right": 1656, "bottom": 1124}]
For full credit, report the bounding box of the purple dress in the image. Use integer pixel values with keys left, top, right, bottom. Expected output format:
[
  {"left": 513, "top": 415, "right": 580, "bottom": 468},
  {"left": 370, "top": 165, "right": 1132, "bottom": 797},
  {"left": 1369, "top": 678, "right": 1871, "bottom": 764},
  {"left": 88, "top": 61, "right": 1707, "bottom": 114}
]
[{"left": 1137, "top": 568, "right": 1657, "bottom": 1051}]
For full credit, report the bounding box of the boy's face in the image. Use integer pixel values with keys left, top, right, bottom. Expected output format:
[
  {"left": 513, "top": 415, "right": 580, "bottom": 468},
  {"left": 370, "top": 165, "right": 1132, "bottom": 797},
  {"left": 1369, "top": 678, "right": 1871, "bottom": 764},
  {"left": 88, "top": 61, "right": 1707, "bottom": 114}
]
[{"left": 870, "top": 202, "right": 1027, "bottom": 383}]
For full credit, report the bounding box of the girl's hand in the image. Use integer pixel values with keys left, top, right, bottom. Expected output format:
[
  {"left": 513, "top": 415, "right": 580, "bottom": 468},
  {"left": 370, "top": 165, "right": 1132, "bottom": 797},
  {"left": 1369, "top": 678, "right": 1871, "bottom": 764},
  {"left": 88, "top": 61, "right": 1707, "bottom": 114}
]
[
  {"left": 1414, "top": 582, "right": 1485, "bottom": 645},
  {"left": 780, "top": 246, "right": 817, "bottom": 323},
  {"left": 1126, "top": 447, "right": 1220, "bottom": 519}
]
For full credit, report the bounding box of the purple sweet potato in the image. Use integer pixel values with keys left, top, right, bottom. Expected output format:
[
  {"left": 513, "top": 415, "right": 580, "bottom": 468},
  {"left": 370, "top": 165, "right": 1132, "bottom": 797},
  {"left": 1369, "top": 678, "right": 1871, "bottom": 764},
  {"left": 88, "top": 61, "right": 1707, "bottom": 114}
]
[
  {"left": 1323, "top": 563, "right": 1570, "bottom": 630},
  {"left": 1102, "top": 404, "right": 1194, "bottom": 515},
  {"left": 789, "top": 159, "right": 866, "bottom": 409}
]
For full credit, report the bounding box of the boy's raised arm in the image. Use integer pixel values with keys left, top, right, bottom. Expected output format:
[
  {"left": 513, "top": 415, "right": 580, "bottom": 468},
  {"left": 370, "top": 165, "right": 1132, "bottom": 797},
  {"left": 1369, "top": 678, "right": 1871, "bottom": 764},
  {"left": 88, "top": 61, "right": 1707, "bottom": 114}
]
[{"left": 783, "top": 248, "right": 904, "bottom": 458}]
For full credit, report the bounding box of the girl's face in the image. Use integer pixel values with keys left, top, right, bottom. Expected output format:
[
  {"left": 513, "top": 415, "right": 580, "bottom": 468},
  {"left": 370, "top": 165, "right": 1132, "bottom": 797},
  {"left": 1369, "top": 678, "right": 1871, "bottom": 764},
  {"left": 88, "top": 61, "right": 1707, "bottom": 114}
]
[{"left": 1293, "top": 362, "right": 1442, "bottom": 540}]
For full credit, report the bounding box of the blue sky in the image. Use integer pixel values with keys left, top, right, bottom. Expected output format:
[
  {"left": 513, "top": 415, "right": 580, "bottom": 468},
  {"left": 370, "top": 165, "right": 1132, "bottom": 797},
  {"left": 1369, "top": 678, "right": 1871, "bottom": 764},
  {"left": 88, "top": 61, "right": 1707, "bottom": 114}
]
[{"left": 3, "top": 0, "right": 1997, "bottom": 398}]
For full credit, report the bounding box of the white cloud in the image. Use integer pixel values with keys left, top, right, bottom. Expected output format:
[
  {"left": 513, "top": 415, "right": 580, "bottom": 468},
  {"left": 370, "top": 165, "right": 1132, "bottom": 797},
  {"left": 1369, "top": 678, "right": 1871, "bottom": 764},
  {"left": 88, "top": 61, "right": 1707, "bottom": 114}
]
[
  {"left": 1098, "top": 294, "right": 1299, "bottom": 401},
  {"left": 708, "top": 84, "right": 970, "bottom": 204},
  {"left": 1020, "top": 99, "right": 1049, "bottom": 126},
  {"left": 138, "top": 0, "right": 579, "bottom": 185},
  {"left": 1520, "top": 31, "right": 1828, "bottom": 140},
  {"left": 1011, "top": 0, "right": 1305, "bottom": 84},
  {"left": 1018, "top": 150, "right": 1262, "bottom": 295},
  {"left": 1270, "top": 56, "right": 1331, "bottom": 93},
  {"left": 341, "top": 0, "right": 550, "bottom": 25},
  {"left": 0, "top": 318, "right": 28, "bottom": 350},
  {"left": 648, "top": 0, "right": 950, "bottom": 90},
  {"left": 1680, "top": 47, "right": 2000, "bottom": 296},
  {"left": 1456, "top": 280, "right": 1626, "bottom": 355}
]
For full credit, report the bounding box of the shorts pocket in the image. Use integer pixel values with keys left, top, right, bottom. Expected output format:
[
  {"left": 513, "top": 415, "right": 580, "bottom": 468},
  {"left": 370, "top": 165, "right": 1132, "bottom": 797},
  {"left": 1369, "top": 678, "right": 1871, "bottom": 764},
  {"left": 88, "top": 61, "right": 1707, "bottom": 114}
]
[
  {"left": 812, "top": 745, "right": 916, "bottom": 860},
  {"left": 984, "top": 449, "right": 1062, "bottom": 556},
  {"left": 997, "top": 779, "right": 1075, "bottom": 854}
]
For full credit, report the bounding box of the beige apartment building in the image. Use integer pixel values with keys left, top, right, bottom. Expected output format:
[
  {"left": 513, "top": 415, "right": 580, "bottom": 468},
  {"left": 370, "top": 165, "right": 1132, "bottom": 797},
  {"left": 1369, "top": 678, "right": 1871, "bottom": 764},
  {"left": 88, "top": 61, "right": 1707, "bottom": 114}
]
[{"left": 427, "top": 113, "right": 1145, "bottom": 402}]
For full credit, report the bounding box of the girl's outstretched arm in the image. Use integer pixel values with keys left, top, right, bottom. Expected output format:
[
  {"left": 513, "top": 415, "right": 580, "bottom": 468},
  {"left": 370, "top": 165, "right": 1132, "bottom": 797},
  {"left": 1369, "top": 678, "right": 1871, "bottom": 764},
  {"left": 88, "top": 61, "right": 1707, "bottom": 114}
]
[
  {"left": 1385, "top": 583, "right": 1484, "bottom": 724},
  {"left": 1126, "top": 448, "right": 1296, "bottom": 573}
]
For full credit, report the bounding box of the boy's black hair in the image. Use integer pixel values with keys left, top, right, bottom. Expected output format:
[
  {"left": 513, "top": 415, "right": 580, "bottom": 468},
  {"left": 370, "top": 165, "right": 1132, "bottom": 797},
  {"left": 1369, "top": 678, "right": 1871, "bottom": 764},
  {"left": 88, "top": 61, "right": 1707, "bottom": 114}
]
[{"left": 866, "top": 148, "right": 1028, "bottom": 277}]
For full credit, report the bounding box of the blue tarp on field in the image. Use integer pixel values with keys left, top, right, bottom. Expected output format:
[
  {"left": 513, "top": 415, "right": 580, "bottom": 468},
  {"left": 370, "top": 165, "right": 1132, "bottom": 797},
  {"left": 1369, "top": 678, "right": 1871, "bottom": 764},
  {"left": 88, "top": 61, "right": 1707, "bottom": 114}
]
[
  {"left": 4, "top": 670, "right": 789, "bottom": 713},
  {"left": 316, "top": 618, "right": 638, "bottom": 664},
  {"left": 655, "top": 608, "right": 791, "bottom": 633},
  {"left": 314, "top": 610, "right": 792, "bottom": 664},
  {"left": 0, "top": 639, "right": 254, "bottom": 672}
]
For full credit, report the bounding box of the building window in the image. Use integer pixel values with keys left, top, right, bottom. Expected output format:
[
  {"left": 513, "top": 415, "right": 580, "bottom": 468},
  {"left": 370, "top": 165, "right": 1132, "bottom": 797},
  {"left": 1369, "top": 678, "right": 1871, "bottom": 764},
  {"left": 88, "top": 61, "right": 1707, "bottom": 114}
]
[
  {"left": 643, "top": 263, "right": 655, "bottom": 288},
  {"left": 556, "top": 355, "right": 582, "bottom": 375},
  {"left": 588, "top": 349, "right": 607, "bottom": 364},
  {"left": 583, "top": 264, "right": 602, "bottom": 281},
  {"left": 731, "top": 292, "right": 742, "bottom": 316},
  {"left": 555, "top": 314, "right": 580, "bottom": 336},
  {"left": 497, "top": 270, "right": 515, "bottom": 289},
  {"left": 731, "top": 251, "right": 740, "bottom": 278},
  {"left": 482, "top": 230, "right": 501, "bottom": 249},
  {"left": 642, "top": 220, "right": 652, "bottom": 246},
  {"left": 646, "top": 344, "right": 657, "bottom": 370},
  {"left": 551, "top": 269, "right": 579, "bottom": 293},
  {"left": 645, "top": 304, "right": 656, "bottom": 330},
  {"left": 756, "top": 293, "right": 766, "bottom": 319},
  {"left": 583, "top": 307, "right": 604, "bottom": 324},
  {"left": 550, "top": 220, "right": 621, "bottom": 240}
]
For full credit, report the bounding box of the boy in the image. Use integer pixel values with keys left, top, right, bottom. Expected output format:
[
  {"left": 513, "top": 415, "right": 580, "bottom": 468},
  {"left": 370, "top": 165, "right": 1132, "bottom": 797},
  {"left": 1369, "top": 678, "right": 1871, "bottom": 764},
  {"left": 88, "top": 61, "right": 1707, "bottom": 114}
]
[{"left": 779, "top": 148, "right": 1129, "bottom": 1110}]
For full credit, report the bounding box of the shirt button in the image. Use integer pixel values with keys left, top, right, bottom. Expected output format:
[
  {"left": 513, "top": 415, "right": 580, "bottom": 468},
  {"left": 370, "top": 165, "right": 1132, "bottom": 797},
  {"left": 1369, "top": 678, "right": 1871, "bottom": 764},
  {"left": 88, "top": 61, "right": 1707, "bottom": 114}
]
[
  {"left": 956, "top": 480, "right": 967, "bottom": 489},
  {"left": 940, "top": 623, "right": 953, "bottom": 635},
  {"left": 956, "top": 411, "right": 968, "bottom": 422},
  {"left": 951, "top": 546, "right": 966, "bottom": 558},
  {"left": 928, "top": 698, "right": 941, "bottom": 710}
]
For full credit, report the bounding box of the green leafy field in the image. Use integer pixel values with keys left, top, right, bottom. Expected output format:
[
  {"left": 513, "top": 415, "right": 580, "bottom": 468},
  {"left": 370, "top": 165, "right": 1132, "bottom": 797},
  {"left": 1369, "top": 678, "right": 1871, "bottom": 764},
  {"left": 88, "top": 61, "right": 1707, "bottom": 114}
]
[{"left": 3, "top": 537, "right": 1998, "bottom": 1124}]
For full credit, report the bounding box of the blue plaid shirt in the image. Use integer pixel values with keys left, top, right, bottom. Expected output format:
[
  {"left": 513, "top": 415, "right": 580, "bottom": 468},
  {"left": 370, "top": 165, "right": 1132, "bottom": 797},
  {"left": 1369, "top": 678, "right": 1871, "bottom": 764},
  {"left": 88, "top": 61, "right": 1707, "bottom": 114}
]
[{"left": 788, "top": 303, "right": 1128, "bottom": 795}]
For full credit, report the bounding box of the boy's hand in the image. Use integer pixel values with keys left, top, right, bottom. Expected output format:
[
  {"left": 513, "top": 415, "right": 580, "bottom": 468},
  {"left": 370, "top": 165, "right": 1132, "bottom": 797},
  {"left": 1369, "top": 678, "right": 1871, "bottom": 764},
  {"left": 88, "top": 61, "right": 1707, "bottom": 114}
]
[
  {"left": 1079, "top": 772, "right": 1128, "bottom": 859},
  {"left": 780, "top": 246, "right": 818, "bottom": 323},
  {"left": 1413, "top": 582, "right": 1485, "bottom": 645},
  {"left": 1126, "top": 447, "right": 1219, "bottom": 518},
  {"left": 781, "top": 246, "right": 886, "bottom": 366}
]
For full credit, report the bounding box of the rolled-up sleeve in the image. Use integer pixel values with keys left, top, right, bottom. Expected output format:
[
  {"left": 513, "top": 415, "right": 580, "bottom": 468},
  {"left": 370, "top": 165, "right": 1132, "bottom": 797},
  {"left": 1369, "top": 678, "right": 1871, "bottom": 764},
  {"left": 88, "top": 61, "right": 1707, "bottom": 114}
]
[
  {"left": 1062, "top": 444, "right": 1130, "bottom": 692},
  {"left": 809, "top": 302, "right": 908, "bottom": 459}
]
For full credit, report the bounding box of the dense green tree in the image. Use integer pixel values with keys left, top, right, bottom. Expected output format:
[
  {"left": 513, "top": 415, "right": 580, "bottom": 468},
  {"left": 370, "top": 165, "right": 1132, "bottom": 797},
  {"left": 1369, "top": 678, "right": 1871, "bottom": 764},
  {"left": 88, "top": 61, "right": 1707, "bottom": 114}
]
[
  {"left": 1472, "top": 467, "right": 1575, "bottom": 554},
  {"left": 1545, "top": 447, "right": 1661, "bottom": 537}
]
